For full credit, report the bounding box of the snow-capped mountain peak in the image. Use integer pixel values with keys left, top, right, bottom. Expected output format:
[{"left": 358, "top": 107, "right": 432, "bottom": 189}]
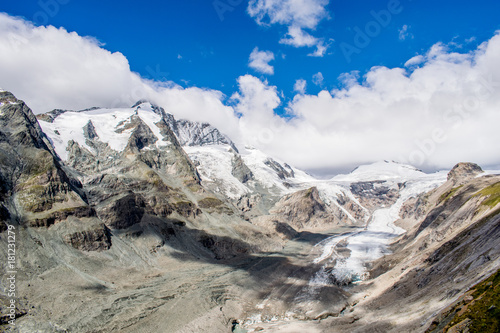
[
  {"left": 37, "top": 100, "right": 238, "bottom": 160},
  {"left": 38, "top": 104, "right": 169, "bottom": 160},
  {"left": 332, "top": 160, "right": 431, "bottom": 182}
]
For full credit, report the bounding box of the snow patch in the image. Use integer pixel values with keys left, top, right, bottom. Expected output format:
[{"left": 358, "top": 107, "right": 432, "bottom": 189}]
[
  {"left": 184, "top": 145, "right": 250, "bottom": 199},
  {"left": 240, "top": 147, "right": 313, "bottom": 194}
]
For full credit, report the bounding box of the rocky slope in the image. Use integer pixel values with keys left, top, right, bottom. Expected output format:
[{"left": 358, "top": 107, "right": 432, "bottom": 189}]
[
  {"left": 0, "top": 94, "right": 285, "bottom": 332},
  {"left": 0, "top": 91, "right": 498, "bottom": 333},
  {"left": 0, "top": 91, "right": 91, "bottom": 229}
]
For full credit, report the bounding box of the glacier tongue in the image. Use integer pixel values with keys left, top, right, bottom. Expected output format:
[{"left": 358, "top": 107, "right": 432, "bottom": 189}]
[{"left": 311, "top": 170, "right": 448, "bottom": 286}]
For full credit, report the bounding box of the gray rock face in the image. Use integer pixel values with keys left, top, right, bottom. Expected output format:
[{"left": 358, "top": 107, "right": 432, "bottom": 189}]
[
  {"left": 36, "top": 109, "right": 67, "bottom": 123},
  {"left": 447, "top": 162, "right": 483, "bottom": 183},
  {"left": 350, "top": 180, "right": 400, "bottom": 211},
  {"left": 29, "top": 206, "right": 96, "bottom": 227},
  {"left": 83, "top": 120, "right": 99, "bottom": 140},
  {"left": 124, "top": 115, "right": 159, "bottom": 151},
  {"left": 231, "top": 154, "right": 254, "bottom": 183},
  {"left": 166, "top": 118, "right": 238, "bottom": 153},
  {"left": 264, "top": 158, "right": 295, "bottom": 180},
  {"left": 269, "top": 187, "right": 336, "bottom": 230},
  {"left": 0, "top": 92, "right": 89, "bottom": 226},
  {"left": 1, "top": 91, "right": 50, "bottom": 150},
  {"left": 100, "top": 192, "right": 146, "bottom": 229}
]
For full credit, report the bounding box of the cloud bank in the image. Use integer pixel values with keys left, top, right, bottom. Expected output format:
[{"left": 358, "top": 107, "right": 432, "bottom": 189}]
[{"left": 1, "top": 13, "right": 500, "bottom": 175}]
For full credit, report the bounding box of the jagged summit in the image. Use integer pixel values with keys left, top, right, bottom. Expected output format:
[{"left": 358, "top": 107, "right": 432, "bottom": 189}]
[
  {"left": 132, "top": 100, "right": 165, "bottom": 116},
  {"left": 36, "top": 100, "right": 238, "bottom": 160},
  {"left": 131, "top": 100, "right": 238, "bottom": 150},
  {"left": 0, "top": 90, "right": 20, "bottom": 105},
  {"left": 37, "top": 104, "right": 167, "bottom": 160}
]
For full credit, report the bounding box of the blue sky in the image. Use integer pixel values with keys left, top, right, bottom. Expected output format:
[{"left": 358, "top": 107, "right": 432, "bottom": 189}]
[
  {"left": 4, "top": 0, "right": 499, "bottom": 111},
  {"left": 1, "top": 1, "right": 500, "bottom": 174}
]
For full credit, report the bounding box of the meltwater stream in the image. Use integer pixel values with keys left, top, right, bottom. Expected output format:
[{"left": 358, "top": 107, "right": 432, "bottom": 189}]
[{"left": 308, "top": 174, "right": 447, "bottom": 289}]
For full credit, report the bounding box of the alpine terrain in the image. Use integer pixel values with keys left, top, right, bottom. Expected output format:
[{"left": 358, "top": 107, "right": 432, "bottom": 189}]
[{"left": 1, "top": 90, "right": 499, "bottom": 333}]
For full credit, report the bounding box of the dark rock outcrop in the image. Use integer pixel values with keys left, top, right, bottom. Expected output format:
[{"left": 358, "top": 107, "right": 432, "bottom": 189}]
[
  {"left": 264, "top": 158, "right": 295, "bottom": 180},
  {"left": 29, "top": 206, "right": 96, "bottom": 228},
  {"left": 83, "top": 120, "right": 99, "bottom": 140},
  {"left": 63, "top": 223, "right": 112, "bottom": 251},
  {"left": 100, "top": 193, "right": 146, "bottom": 229}
]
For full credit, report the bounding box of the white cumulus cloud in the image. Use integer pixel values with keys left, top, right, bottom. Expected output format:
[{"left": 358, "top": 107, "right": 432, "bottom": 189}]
[
  {"left": 294, "top": 79, "right": 307, "bottom": 94},
  {"left": 404, "top": 55, "right": 425, "bottom": 67},
  {"left": 248, "top": 47, "right": 275, "bottom": 75},
  {"left": 247, "top": 0, "right": 330, "bottom": 56},
  {"left": 0, "top": 13, "right": 241, "bottom": 141},
  {"left": 312, "top": 72, "right": 324, "bottom": 86}
]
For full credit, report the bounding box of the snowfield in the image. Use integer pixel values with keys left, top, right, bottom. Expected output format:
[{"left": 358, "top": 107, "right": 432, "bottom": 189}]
[{"left": 38, "top": 102, "right": 168, "bottom": 160}]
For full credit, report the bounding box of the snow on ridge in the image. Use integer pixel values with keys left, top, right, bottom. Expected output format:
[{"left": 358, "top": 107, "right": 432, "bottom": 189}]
[
  {"left": 183, "top": 145, "right": 320, "bottom": 199},
  {"left": 38, "top": 104, "right": 170, "bottom": 160},
  {"left": 332, "top": 160, "right": 426, "bottom": 182},
  {"left": 480, "top": 169, "right": 500, "bottom": 177},
  {"left": 240, "top": 146, "right": 315, "bottom": 191},
  {"left": 135, "top": 103, "right": 171, "bottom": 147},
  {"left": 184, "top": 145, "right": 250, "bottom": 199}
]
